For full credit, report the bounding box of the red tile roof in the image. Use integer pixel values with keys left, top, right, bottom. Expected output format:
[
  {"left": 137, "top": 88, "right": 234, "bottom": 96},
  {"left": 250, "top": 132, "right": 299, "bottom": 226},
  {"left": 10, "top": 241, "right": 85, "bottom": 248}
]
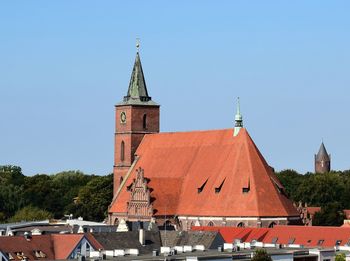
[
  {"left": 192, "top": 226, "right": 270, "bottom": 243},
  {"left": 307, "top": 207, "right": 321, "bottom": 215},
  {"left": 263, "top": 225, "right": 350, "bottom": 247},
  {"left": 109, "top": 128, "right": 299, "bottom": 218},
  {"left": 0, "top": 235, "right": 55, "bottom": 260},
  {"left": 193, "top": 225, "right": 350, "bottom": 248},
  {"left": 0, "top": 233, "right": 102, "bottom": 260},
  {"left": 52, "top": 233, "right": 103, "bottom": 259},
  {"left": 85, "top": 233, "right": 104, "bottom": 250},
  {"left": 52, "top": 234, "right": 84, "bottom": 260}
]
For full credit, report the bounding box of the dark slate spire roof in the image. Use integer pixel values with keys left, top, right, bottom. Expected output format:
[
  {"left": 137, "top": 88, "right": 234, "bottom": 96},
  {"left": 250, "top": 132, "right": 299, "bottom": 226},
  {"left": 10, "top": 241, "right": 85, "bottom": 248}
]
[
  {"left": 316, "top": 142, "right": 330, "bottom": 161},
  {"left": 117, "top": 52, "right": 158, "bottom": 106}
]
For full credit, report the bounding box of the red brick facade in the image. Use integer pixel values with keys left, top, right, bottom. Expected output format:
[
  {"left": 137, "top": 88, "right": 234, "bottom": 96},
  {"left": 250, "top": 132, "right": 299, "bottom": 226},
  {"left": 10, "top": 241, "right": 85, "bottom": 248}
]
[{"left": 113, "top": 105, "right": 159, "bottom": 194}]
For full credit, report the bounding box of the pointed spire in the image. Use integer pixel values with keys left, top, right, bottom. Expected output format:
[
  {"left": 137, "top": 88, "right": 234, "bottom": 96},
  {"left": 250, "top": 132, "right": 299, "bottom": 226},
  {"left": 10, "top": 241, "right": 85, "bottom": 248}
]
[
  {"left": 126, "top": 52, "right": 149, "bottom": 99},
  {"left": 316, "top": 142, "right": 330, "bottom": 161},
  {"left": 117, "top": 41, "right": 158, "bottom": 106},
  {"left": 234, "top": 97, "right": 243, "bottom": 137}
]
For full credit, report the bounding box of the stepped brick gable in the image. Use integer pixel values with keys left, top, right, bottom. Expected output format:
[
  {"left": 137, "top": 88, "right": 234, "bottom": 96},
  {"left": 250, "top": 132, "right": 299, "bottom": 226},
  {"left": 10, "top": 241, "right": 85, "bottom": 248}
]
[{"left": 126, "top": 167, "right": 153, "bottom": 220}]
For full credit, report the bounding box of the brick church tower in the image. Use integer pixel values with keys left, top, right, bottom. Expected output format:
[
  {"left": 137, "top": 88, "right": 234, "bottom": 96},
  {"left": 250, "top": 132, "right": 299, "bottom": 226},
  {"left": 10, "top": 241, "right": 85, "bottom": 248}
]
[
  {"left": 314, "top": 142, "right": 331, "bottom": 173},
  {"left": 113, "top": 49, "right": 160, "bottom": 194}
]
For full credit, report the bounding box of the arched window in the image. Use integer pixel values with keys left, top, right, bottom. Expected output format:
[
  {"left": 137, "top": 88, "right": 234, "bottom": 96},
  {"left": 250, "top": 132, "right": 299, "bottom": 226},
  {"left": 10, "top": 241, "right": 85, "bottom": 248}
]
[
  {"left": 208, "top": 221, "right": 214, "bottom": 226},
  {"left": 237, "top": 222, "right": 245, "bottom": 228},
  {"left": 120, "top": 141, "right": 125, "bottom": 161},
  {"left": 119, "top": 176, "right": 123, "bottom": 185},
  {"left": 268, "top": 222, "right": 276, "bottom": 228},
  {"left": 143, "top": 114, "right": 147, "bottom": 129}
]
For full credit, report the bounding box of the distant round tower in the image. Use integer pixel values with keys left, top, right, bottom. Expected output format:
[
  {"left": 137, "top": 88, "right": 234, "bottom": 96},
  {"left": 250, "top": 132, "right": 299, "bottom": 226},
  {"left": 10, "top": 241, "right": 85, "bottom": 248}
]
[{"left": 314, "top": 142, "right": 331, "bottom": 173}]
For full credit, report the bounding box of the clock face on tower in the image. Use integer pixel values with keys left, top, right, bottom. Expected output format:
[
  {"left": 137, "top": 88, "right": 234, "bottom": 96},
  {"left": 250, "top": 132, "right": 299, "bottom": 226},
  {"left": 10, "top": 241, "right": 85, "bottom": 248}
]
[{"left": 120, "top": 111, "right": 127, "bottom": 123}]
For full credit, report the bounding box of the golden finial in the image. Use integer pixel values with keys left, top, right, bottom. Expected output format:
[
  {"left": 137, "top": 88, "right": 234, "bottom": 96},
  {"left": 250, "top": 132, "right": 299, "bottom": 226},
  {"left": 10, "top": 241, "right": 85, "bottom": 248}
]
[{"left": 136, "top": 38, "right": 140, "bottom": 52}]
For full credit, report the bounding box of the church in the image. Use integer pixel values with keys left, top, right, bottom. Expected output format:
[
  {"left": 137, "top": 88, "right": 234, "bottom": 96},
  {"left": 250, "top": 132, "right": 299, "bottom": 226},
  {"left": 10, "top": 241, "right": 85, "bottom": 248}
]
[{"left": 108, "top": 48, "right": 300, "bottom": 230}]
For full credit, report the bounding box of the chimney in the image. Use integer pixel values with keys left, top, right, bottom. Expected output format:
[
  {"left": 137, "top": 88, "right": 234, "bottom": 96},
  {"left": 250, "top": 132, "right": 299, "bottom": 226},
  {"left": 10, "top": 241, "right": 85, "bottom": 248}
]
[
  {"left": 77, "top": 225, "right": 84, "bottom": 234},
  {"left": 24, "top": 232, "right": 31, "bottom": 241}
]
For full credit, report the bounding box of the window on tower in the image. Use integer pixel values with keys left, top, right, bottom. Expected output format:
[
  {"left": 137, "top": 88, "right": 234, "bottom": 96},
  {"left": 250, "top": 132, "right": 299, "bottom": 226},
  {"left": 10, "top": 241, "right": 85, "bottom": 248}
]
[
  {"left": 121, "top": 141, "right": 125, "bottom": 161},
  {"left": 143, "top": 114, "right": 147, "bottom": 130}
]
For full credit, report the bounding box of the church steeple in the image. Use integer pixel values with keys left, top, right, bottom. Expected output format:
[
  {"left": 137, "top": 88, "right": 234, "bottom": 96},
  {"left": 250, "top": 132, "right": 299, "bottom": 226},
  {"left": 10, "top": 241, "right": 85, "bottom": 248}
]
[
  {"left": 118, "top": 44, "right": 158, "bottom": 106},
  {"left": 234, "top": 97, "right": 243, "bottom": 136},
  {"left": 113, "top": 43, "right": 160, "bottom": 195}
]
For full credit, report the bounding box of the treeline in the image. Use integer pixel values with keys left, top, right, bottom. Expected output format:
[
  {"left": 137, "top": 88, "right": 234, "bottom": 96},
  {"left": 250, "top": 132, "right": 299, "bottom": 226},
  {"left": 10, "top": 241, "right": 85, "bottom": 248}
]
[
  {"left": 0, "top": 165, "right": 113, "bottom": 223},
  {"left": 276, "top": 169, "right": 350, "bottom": 226},
  {"left": 1, "top": 165, "right": 349, "bottom": 226}
]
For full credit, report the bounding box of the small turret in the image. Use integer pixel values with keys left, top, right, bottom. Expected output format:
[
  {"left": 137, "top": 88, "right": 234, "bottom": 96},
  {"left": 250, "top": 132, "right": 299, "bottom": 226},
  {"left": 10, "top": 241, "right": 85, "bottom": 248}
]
[
  {"left": 314, "top": 142, "right": 331, "bottom": 173},
  {"left": 233, "top": 97, "right": 243, "bottom": 137}
]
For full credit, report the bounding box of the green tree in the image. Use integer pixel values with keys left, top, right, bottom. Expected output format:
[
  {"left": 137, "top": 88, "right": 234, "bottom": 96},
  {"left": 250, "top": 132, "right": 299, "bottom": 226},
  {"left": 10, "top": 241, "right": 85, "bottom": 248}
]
[
  {"left": 313, "top": 202, "right": 344, "bottom": 226},
  {"left": 0, "top": 165, "right": 25, "bottom": 185},
  {"left": 276, "top": 169, "right": 303, "bottom": 201},
  {"left": 294, "top": 172, "right": 345, "bottom": 207},
  {"left": 70, "top": 174, "right": 113, "bottom": 221},
  {"left": 22, "top": 174, "right": 58, "bottom": 214},
  {"left": 0, "top": 166, "right": 25, "bottom": 220},
  {"left": 0, "top": 184, "right": 25, "bottom": 219},
  {"left": 252, "top": 249, "right": 272, "bottom": 261},
  {"left": 8, "top": 206, "right": 53, "bottom": 222},
  {"left": 0, "top": 165, "right": 112, "bottom": 222},
  {"left": 335, "top": 253, "right": 346, "bottom": 261},
  {"left": 51, "top": 171, "right": 95, "bottom": 218}
]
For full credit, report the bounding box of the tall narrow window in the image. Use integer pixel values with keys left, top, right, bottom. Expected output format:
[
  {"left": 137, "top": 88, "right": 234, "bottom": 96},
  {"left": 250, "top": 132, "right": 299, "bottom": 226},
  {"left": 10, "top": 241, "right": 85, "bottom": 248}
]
[
  {"left": 143, "top": 114, "right": 147, "bottom": 129},
  {"left": 120, "top": 141, "right": 125, "bottom": 161}
]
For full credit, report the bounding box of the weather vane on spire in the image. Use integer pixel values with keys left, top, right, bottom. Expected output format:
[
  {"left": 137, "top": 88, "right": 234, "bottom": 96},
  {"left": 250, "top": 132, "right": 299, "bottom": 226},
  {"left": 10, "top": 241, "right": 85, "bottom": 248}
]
[{"left": 136, "top": 38, "right": 140, "bottom": 52}]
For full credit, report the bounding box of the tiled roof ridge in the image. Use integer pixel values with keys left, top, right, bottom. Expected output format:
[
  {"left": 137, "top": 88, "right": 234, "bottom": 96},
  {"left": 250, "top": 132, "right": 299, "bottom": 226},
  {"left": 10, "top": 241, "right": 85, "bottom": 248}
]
[{"left": 145, "top": 128, "right": 235, "bottom": 136}]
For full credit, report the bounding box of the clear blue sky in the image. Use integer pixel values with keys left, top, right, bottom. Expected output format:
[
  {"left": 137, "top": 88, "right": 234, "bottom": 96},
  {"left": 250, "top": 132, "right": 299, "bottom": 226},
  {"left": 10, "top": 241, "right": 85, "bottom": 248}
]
[{"left": 1, "top": 1, "right": 349, "bottom": 176}]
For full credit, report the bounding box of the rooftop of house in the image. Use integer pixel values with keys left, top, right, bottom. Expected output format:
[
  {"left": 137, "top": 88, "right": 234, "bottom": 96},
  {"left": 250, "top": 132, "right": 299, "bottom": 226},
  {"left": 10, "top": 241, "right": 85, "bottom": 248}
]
[
  {"left": 159, "top": 230, "right": 224, "bottom": 249},
  {"left": 192, "top": 226, "right": 270, "bottom": 243},
  {"left": 92, "top": 231, "right": 161, "bottom": 255},
  {"left": 193, "top": 225, "right": 350, "bottom": 248},
  {"left": 10, "top": 225, "right": 72, "bottom": 235},
  {"left": 0, "top": 234, "right": 55, "bottom": 260},
  {"left": 0, "top": 233, "right": 102, "bottom": 260},
  {"left": 0, "top": 220, "right": 50, "bottom": 231}
]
